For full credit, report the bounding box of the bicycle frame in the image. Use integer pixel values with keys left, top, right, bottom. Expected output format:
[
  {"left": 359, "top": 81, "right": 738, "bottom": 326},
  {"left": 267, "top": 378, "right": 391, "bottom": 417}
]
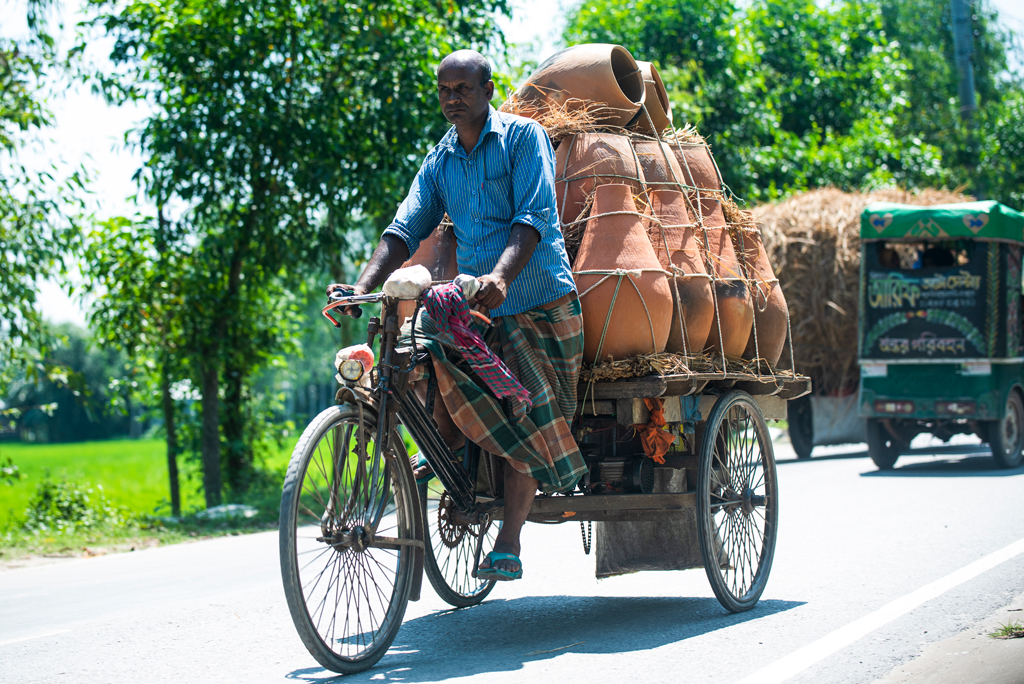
[{"left": 324, "top": 292, "right": 479, "bottom": 519}]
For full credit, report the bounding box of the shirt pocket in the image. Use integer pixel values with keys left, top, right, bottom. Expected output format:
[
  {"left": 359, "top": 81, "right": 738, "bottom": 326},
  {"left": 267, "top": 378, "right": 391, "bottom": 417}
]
[{"left": 482, "top": 173, "right": 513, "bottom": 223}]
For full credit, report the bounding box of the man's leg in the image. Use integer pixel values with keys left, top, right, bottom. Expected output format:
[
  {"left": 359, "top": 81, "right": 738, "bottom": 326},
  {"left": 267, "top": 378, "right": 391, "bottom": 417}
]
[
  {"left": 479, "top": 466, "right": 536, "bottom": 573},
  {"left": 410, "top": 377, "right": 465, "bottom": 479}
]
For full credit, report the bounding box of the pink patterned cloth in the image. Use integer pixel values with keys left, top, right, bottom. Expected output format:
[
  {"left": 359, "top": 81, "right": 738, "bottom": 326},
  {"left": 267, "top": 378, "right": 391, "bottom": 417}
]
[{"left": 422, "top": 283, "right": 532, "bottom": 407}]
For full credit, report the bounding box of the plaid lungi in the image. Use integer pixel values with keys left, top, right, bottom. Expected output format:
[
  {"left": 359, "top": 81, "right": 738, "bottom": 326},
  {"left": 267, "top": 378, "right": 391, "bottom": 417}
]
[{"left": 405, "top": 294, "right": 587, "bottom": 494}]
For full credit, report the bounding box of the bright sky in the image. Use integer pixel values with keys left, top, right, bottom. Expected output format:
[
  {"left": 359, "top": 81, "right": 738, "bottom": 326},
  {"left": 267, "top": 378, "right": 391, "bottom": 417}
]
[{"left": 15, "top": 0, "right": 1024, "bottom": 328}]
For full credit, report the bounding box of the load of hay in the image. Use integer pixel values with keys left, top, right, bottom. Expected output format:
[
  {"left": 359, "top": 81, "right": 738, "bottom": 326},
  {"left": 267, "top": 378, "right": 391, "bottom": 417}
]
[{"left": 753, "top": 187, "right": 972, "bottom": 396}]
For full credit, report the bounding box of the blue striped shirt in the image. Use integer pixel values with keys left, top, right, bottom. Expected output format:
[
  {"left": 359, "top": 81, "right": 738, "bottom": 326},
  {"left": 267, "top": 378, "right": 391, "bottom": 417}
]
[{"left": 382, "top": 106, "right": 577, "bottom": 317}]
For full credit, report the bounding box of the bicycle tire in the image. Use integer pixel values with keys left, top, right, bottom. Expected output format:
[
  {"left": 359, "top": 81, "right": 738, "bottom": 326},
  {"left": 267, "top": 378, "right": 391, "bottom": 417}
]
[{"left": 280, "top": 404, "right": 416, "bottom": 674}]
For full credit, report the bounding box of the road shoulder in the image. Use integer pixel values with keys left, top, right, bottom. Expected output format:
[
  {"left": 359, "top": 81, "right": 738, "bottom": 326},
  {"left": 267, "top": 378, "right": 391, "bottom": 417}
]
[{"left": 874, "top": 590, "right": 1024, "bottom": 684}]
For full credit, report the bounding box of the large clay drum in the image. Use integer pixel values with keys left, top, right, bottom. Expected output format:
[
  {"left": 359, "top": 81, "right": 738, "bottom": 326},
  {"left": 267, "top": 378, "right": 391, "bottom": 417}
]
[
  {"left": 555, "top": 132, "right": 646, "bottom": 230},
  {"left": 397, "top": 222, "right": 459, "bottom": 323},
  {"left": 574, "top": 184, "right": 672, "bottom": 362},
  {"left": 629, "top": 61, "right": 673, "bottom": 136},
  {"left": 644, "top": 190, "right": 715, "bottom": 355},
  {"left": 733, "top": 227, "right": 789, "bottom": 365},
  {"left": 671, "top": 143, "right": 723, "bottom": 192},
  {"left": 699, "top": 199, "right": 753, "bottom": 357},
  {"left": 515, "top": 44, "right": 646, "bottom": 128},
  {"left": 633, "top": 139, "right": 685, "bottom": 194}
]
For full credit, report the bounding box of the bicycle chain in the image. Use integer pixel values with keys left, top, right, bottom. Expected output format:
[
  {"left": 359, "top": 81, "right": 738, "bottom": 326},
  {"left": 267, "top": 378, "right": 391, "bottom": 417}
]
[{"left": 580, "top": 520, "right": 592, "bottom": 555}]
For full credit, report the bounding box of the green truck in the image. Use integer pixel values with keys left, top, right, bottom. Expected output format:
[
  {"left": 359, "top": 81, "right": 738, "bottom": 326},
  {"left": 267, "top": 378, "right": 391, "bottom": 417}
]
[{"left": 858, "top": 200, "right": 1024, "bottom": 470}]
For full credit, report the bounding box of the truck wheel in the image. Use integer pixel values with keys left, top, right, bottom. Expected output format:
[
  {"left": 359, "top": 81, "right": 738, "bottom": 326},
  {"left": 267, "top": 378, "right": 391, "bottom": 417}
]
[
  {"left": 788, "top": 395, "right": 814, "bottom": 460},
  {"left": 989, "top": 391, "right": 1024, "bottom": 469},
  {"left": 866, "top": 419, "right": 904, "bottom": 470}
]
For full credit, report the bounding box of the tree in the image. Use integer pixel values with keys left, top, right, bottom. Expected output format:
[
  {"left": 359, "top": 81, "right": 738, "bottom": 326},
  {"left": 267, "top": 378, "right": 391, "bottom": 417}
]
[
  {"left": 1, "top": 0, "right": 86, "bottom": 393},
  {"left": 562, "top": 0, "right": 1022, "bottom": 205},
  {"left": 81, "top": 0, "right": 509, "bottom": 506}
]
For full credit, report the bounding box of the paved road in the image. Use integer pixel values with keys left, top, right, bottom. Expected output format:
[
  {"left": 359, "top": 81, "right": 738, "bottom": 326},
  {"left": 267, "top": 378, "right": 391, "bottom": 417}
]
[{"left": 2, "top": 436, "right": 1023, "bottom": 684}]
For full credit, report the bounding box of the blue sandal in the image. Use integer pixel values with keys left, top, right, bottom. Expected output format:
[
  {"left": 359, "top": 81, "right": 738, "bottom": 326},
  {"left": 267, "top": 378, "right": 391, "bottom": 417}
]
[
  {"left": 477, "top": 551, "right": 523, "bottom": 581},
  {"left": 414, "top": 454, "right": 435, "bottom": 484}
]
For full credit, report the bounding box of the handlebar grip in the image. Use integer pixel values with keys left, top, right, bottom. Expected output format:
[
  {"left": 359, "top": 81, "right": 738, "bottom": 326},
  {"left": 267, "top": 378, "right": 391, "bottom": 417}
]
[{"left": 351, "top": 307, "right": 362, "bottom": 319}]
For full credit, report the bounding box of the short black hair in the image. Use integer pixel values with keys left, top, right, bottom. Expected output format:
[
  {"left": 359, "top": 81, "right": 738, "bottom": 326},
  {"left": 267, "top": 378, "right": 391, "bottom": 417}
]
[{"left": 438, "top": 50, "right": 492, "bottom": 87}]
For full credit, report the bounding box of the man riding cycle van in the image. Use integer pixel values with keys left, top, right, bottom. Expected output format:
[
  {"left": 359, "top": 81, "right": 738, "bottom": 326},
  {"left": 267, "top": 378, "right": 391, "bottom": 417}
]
[{"left": 328, "top": 50, "right": 587, "bottom": 581}]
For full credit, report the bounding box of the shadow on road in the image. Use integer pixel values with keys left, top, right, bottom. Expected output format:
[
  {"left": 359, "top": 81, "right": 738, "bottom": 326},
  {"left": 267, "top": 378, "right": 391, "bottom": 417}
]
[
  {"left": 777, "top": 448, "right": 870, "bottom": 465},
  {"left": 286, "top": 594, "right": 803, "bottom": 683},
  {"left": 861, "top": 446, "right": 1024, "bottom": 478}
]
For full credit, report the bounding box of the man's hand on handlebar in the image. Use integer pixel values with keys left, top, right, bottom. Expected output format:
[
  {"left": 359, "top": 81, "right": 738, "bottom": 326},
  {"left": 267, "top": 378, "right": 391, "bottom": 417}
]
[
  {"left": 326, "top": 283, "right": 366, "bottom": 318},
  {"left": 474, "top": 273, "right": 507, "bottom": 310}
]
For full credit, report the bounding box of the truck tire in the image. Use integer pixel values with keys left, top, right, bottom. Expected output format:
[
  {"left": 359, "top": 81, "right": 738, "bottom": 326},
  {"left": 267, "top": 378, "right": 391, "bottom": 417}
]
[
  {"left": 788, "top": 395, "right": 814, "bottom": 460},
  {"left": 866, "top": 419, "right": 905, "bottom": 470},
  {"left": 988, "top": 391, "right": 1024, "bottom": 469}
]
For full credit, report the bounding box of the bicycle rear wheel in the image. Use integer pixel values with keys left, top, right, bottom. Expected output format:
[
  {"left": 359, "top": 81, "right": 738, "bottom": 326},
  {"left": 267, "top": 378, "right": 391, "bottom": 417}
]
[
  {"left": 280, "top": 404, "right": 416, "bottom": 674},
  {"left": 419, "top": 483, "right": 498, "bottom": 607}
]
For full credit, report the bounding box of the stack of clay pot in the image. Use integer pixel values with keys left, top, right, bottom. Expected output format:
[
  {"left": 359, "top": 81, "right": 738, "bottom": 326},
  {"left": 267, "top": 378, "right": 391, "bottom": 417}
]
[
  {"left": 574, "top": 184, "right": 672, "bottom": 362},
  {"left": 732, "top": 226, "right": 789, "bottom": 365},
  {"left": 697, "top": 199, "right": 754, "bottom": 357},
  {"left": 508, "top": 43, "right": 790, "bottom": 366},
  {"left": 514, "top": 44, "right": 647, "bottom": 127},
  {"left": 643, "top": 190, "right": 714, "bottom": 355},
  {"left": 555, "top": 133, "right": 646, "bottom": 229}
]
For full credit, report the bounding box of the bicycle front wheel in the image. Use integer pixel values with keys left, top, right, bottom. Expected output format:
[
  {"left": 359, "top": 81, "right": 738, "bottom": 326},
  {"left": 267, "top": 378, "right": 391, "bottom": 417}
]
[{"left": 280, "top": 404, "right": 417, "bottom": 674}]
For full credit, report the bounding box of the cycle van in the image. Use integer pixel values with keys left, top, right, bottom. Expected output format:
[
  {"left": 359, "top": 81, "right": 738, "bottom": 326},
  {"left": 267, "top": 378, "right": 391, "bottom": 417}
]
[{"left": 857, "top": 200, "right": 1024, "bottom": 470}]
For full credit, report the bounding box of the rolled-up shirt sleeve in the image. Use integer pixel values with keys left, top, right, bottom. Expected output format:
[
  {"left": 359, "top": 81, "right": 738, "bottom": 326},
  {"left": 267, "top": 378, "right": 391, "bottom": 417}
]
[
  {"left": 382, "top": 154, "right": 445, "bottom": 258},
  {"left": 509, "top": 122, "right": 558, "bottom": 240}
]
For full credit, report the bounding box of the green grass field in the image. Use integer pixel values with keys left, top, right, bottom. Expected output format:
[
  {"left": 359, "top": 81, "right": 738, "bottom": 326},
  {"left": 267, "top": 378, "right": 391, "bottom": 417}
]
[{"left": 0, "top": 438, "right": 299, "bottom": 526}]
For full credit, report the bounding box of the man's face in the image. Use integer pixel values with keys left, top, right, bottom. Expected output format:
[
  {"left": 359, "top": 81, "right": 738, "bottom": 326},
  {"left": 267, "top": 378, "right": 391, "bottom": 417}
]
[{"left": 437, "top": 64, "right": 493, "bottom": 125}]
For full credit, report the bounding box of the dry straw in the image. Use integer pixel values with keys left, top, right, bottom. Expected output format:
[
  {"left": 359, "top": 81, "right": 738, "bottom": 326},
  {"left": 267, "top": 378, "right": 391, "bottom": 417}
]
[
  {"left": 581, "top": 350, "right": 797, "bottom": 382},
  {"left": 754, "top": 186, "right": 972, "bottom": 395},
  {"left": 500, "top": 92, "right": 605, "bottom": 141}
]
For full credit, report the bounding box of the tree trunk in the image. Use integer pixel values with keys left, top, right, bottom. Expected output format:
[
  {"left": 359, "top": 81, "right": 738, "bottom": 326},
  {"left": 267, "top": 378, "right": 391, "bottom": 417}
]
[
  {"left": 222, "top": 356, "right": 250, "bottom": 496},
  {"left": 200, "top": 361, "right": 222, "bottom": 508},
  {"left": 161, "top": 366, "right": 181, "bottom": 517}
]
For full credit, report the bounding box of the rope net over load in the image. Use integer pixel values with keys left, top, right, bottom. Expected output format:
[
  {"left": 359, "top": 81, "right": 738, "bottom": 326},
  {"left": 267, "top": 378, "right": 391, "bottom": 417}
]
[{"left": 500, "top": 43, "right": 795, "bottom": 385}]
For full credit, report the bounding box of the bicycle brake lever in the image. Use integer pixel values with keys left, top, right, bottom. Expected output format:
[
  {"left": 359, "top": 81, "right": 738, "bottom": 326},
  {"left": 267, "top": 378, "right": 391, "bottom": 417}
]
[{"left": 328, "top": 287, "right": 363, "bottom": 319}]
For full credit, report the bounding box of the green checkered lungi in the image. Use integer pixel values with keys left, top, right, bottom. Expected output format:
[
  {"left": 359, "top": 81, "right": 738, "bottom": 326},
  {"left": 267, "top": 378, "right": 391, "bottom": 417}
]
[{"left": 404, "top": 293, "right": 587, "bottom": 494}]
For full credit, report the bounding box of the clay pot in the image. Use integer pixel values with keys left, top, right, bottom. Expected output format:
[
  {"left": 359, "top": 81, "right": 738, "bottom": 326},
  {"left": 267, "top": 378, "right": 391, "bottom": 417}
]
[
  {"left": 633, "top": 139, "right": 685, "bottom": 194},
  {"left": 732, "top": 227, "right": 789, "bottom": 365},
  {"left": 671, "top": 143, "right": 722, "bottom": 191},
  {"left": 574, "top": 184, "right": 672, "bottom": 362},
  {"left": 397, "top": 222, "right": 458, "bottom": 323},
  {"left": 555, "top": 132, "right": 646, "bottom": 230},
  {"left": 515, "top": 44, "right": 646, "bottom": 128},
  {"left": 699, "top": 199, "right": 753, "bottom": 357},
  {"left": 643, "top": 190, "right": 714, "bottom": 354},
  {"left": 629, "top": 61, "right": 673, "bottom": 136}
]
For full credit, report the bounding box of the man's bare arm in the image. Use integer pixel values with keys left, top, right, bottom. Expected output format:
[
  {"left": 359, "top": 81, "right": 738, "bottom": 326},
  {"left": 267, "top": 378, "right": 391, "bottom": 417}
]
[
  {"left": 475, "top": 223, "right": 540, "bottom": 310},
  {"left": 326, "top": 234, "right": 410, "bottom": 317}
]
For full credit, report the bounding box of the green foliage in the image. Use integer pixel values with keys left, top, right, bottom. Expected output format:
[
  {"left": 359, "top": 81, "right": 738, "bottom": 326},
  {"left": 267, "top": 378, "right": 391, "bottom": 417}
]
[
  {"left": 980, "top": 90, "right": 1024, "bottom": 209},
  {"left": 989, "top": 620, "right": 1024, "bottom": 639},
  {"left": 563, "top": 0, "right": 1022, "bottom": 206},
  {"left": 1, "top": 2, "right": 87, "bottom": 389},
  {"left": 3, "top": 323, "right": 134, "bottom": 442},
  {"left": 77, "top": 0, "right": 510, "bottom": 507},
  {"left": 1, "top": 457, "right": 25, "bottom": 486},
  {"left": 22, "top": 471, "right": 129, "bottom": 533},
  {"left": 0, "top": 438, "right": 205, "bottom": 524}
]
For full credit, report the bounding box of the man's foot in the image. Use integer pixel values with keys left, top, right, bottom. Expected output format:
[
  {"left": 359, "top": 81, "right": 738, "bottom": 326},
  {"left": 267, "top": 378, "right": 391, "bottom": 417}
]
[
  {"left": 477, "top": 540, "right": 522, "bottom": 580},
  {"left": 411, "top": 455, "right": 434, "bottom": 483}
]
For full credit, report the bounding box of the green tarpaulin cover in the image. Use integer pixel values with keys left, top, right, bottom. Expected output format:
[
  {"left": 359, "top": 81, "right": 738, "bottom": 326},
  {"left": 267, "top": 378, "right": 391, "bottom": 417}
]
[{"left": 860, "top": 200, "right": 1024, "bottom": 243}]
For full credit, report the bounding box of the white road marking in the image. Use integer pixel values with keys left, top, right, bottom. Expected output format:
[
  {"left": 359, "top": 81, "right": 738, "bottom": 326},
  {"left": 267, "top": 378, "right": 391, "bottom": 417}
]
[
  {"left": 734, "top": 536, "right": 1024, "bottom": 684},
  {"left": 0, "top": 629, "right": 71, "bottom": 647}
]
